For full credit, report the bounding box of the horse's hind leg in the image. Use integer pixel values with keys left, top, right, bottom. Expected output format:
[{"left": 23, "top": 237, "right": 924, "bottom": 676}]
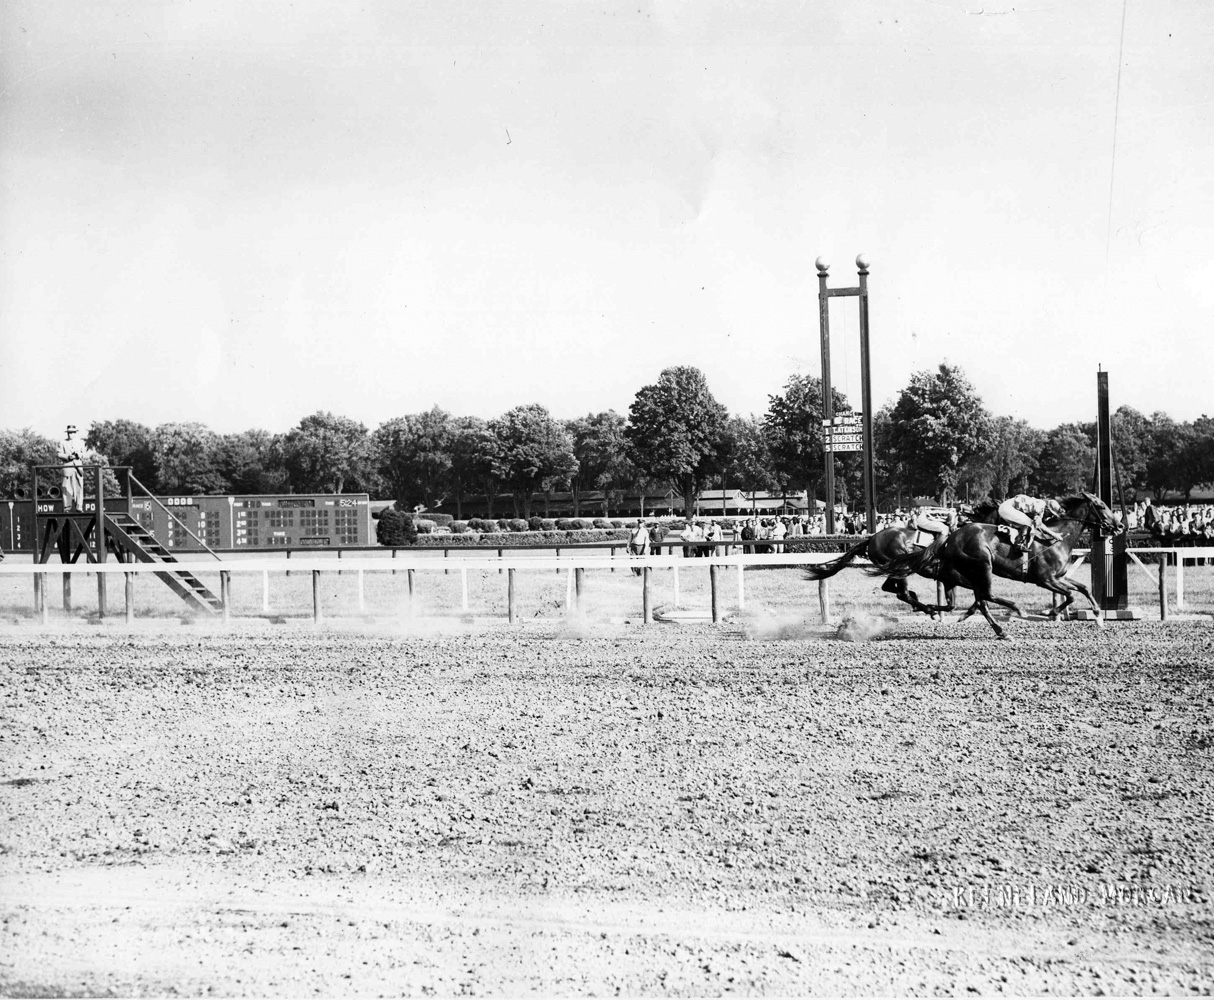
[
  {"left": 984, "top": 594, "right": 1026, "bottom": 619},
  {"left": 884, "top": 577, "right": 937, "bottom": 618}
]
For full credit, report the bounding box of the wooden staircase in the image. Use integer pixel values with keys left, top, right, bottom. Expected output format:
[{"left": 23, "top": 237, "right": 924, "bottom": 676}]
[{"left": 103, "top": 513, "right": 223, "bottom": 615}]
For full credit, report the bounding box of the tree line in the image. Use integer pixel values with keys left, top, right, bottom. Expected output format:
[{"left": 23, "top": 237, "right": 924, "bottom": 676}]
[{"left": 2, "top": 364, "right": 1210, "bottom": 514}]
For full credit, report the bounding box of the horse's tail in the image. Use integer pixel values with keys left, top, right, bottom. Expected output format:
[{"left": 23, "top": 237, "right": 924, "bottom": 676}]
[
  {"left": 879, "top": 534, "right": 947, "bottom": 580},
  {"left": 802, "top": 537, "right": 871, "bottom": 581}
]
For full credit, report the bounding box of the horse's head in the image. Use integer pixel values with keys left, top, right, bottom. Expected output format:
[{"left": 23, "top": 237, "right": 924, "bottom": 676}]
[{"left": 1063, "top": 493, "right": 1123, "bottom": 534}]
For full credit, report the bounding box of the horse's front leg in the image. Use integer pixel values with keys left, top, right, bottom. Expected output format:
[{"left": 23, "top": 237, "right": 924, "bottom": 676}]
[{"left": 974, "top": 600, "right": 1009, "bottom": 639}]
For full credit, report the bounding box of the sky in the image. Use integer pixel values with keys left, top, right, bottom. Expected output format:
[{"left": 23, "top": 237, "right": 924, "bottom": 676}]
[{"left": 2, "top": 0, "right": 1211, "bottom": 443}]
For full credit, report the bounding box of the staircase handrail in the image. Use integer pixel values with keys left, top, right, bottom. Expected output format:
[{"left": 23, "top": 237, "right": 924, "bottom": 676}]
[{"left": 123, "top": 473, "right": 223, "bottom": 562}]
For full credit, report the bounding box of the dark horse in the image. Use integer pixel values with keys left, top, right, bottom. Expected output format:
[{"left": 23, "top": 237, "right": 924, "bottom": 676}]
[
  {"left": 803, "top": 527, "right": 953, "bottom": 618},
  {"left": 879, "top": 492, "right": 1122, "bottom": 639}
]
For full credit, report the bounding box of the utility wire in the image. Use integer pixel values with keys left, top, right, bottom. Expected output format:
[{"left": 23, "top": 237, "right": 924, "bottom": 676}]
[{"left": 1105, "top": 0, "right": 1130, "bottom": 276}]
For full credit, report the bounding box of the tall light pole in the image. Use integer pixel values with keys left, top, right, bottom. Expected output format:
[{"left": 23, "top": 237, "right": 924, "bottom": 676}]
[{"left": 816, "top": 254, "right": 876, "bottom": 533}]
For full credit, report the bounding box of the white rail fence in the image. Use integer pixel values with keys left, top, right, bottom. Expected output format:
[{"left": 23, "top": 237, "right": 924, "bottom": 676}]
[{"left": 1, "top": 547, "right": 1209, "bottom": 626}]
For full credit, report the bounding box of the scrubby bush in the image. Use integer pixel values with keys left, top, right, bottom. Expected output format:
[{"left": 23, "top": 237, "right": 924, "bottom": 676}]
[
  {"left": 508, "top": 518, "right": 529, "bottom": 532},
  {"left": 497, "top": 519, "right": 510, "bottom": 531},
  {"left": 414, "top": 518, "right": 436, "bottom": 535},
  {"left": 575, "top": 518, "right": 594, "bottom": 530},
  {"left": 555, "top": 518, "right": 574, "bottom": 531},
  {"left": 422, "top": 512, "right": 453, "bottom": 528},
  {"left": 610, "top": 520, "right": 624, "bottom": 529},
  {"left": 592, "top": 518, "right": 610, "bottom": 529},
  {"left": 528, "top": 516, "right": 544, "bottom": 532},
  {"left": 540, "top": 519, "right": 557, "bottom": 531},
  {"left": 450, "top": 520, "right": 470, "bottom": 534},
  {"left": 376, "top": 509, "right": 417, "bottom": 546}
]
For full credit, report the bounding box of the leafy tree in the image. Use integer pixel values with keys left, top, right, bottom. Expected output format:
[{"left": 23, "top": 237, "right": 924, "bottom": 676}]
[
  {"left": 1143, "top": 412, "right": 1185, "bottom": 500},
  {"left": 1109, "top": 405, "right": 1151, "bottom": 500},
  {"left": 719, "top": 414, "right": 778, "bottom": 511},
  {"left": 85, "top": 419, "right": 157, "bottom": 488},
  {"left": 961, "top": 416, "right": 1044, "bottom": 501},
  {"left": 0, "top": 428, "right": 58, "bottom": 496},
  {"left": 374, "top": 407, "right": 454, "bottom": 510},
  {"left": 1036, "top": 423, "right": 1096, "bottom": 495},
  {"left": 1177, "top": 415, "right": 1214, "bottom": 500},
  {"left": 281, "top": 411, "right": 373, "bottom": 494},
  {"left": 763, "top": 373, "right": 852, "bottom": 501},
  {"left": 151, "top": 422, "right": 226, "bottom": 494},
  {"left": 218, "top": 429, "right": 288, "bottom": 495},
  {"left": 885, "top": 364, "right": 991, "bottom": 504},
  {"left": 625, "top": 366, "right": 729, "bottom": 517},
  {"left": 448, "top": 416, "right": 494, "bottom": 519},
  {"left": 566, "top": 411, "right": 635, "bottom": 517},
  {"left": 487, "top": 404, "right": 578, "bottom": 518}
]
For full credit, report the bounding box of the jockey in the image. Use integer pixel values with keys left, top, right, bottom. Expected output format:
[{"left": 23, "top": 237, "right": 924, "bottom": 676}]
[
  {"left": 997, "top": 494, "right": 1064, "bottom": 549},
  {"left": 911, "top": 506, "right": 957, "bottom": 541}
]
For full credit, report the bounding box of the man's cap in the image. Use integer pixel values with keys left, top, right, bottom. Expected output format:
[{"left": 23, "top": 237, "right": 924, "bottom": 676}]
[{"left": 65, "top": 424, "right": 77, "bottom": 433}]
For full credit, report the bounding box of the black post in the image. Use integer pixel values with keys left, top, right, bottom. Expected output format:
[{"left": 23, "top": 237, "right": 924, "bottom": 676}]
[
  {"left": 1092, "top": 370, "right": 1128, "bottom": 612},
  {"left": 817, "top": 258, "right": 835, "bottom": 534},
  {"left": 857, "top": 255, "right": 876, "bottom": 533}
]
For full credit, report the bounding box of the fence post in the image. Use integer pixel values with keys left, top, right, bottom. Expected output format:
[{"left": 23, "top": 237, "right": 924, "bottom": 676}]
[
  {"left": 508, "top": 567, "right": 517, "bottom": 623},
  {"left": 575, "top": 567, "right": 585, "bottom": 610},
  {"left": 221, "top": 570, "right": 231, "bottom": 625},
  {"left": 643, "top": 566, "right": 652, "bottom": 624},
  {"left": 818, "top": 578, "right": 831, "bottom": 624},
  {"left": 62, "top": 573, "right": 72, "bottom": 614},
  {"left": 1158, "top": 559, "right": 1168, "bottom": 621},
  {"left": 444, "top": 548, "right": 449, "bottom": 575},
  {"left": 498, "top": 548, "right": 503, "bottom": 575},
  {"left": 286, "top": 549, "right": 291, "bottom": 577},
  {"left": 565, "top": 567, "right": 573, "bottom": 611},
  {"left": 555, "top": 547, "right": 561, "bottom": 574},
  {"left": 97, "top": 570, "right": 106, "bottom": 620},
  {"left": 125, "top": 569, "right": 135, "bottom": 624},
  {"left": 710, "top": 563, "right": 720, "bottom": 623},
  {"left": 312, "top": 569, "right": 322, "bottom": 624},
  {"left": 1175, "top": 555, "right": 1185, "bottom": 609},
  {"left": 407, "top": 568, "right": 415, "bottom": 613}
]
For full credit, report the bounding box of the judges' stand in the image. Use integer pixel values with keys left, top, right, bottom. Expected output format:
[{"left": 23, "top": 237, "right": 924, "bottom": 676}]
[{"left": 26, "top": 464, "right": 223, "bottom": 617}]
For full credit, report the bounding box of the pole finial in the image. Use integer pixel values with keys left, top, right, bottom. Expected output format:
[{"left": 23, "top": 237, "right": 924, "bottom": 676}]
[
  {"left": 856, "top": 253, "right": 870, "bottom": 273},
  {"left": 815, "top": 256, "right": 830, "bottom": 274}
]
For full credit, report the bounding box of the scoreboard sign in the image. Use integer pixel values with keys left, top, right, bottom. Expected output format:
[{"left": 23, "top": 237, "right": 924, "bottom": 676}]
[
  {"left": 149, "top": 494, "right": 371, "bottom": 550},
  {"left": 823, "top": 413, "right": 863, "bottom": 453}
]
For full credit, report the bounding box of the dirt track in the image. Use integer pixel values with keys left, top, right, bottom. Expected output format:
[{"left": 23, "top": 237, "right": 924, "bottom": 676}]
[{"left": 1, "top": 617, "right": 1212, "bottom": 995}]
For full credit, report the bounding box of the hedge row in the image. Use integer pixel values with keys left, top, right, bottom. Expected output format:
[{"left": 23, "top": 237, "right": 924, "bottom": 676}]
[
  {"left": 782, "top": 535, "right": 869, "bottom": 554},
  {"left": 455, "top": 517, "right": 627, "bottom": 533},
  {"left": 409, "top": 529, "right": 632, "bottom": 548}
]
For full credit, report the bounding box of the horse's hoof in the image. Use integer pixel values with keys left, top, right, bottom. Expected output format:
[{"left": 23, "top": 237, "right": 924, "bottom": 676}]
[{"left": 996, "top": 633, "right": 1010, "bottom": 641}]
